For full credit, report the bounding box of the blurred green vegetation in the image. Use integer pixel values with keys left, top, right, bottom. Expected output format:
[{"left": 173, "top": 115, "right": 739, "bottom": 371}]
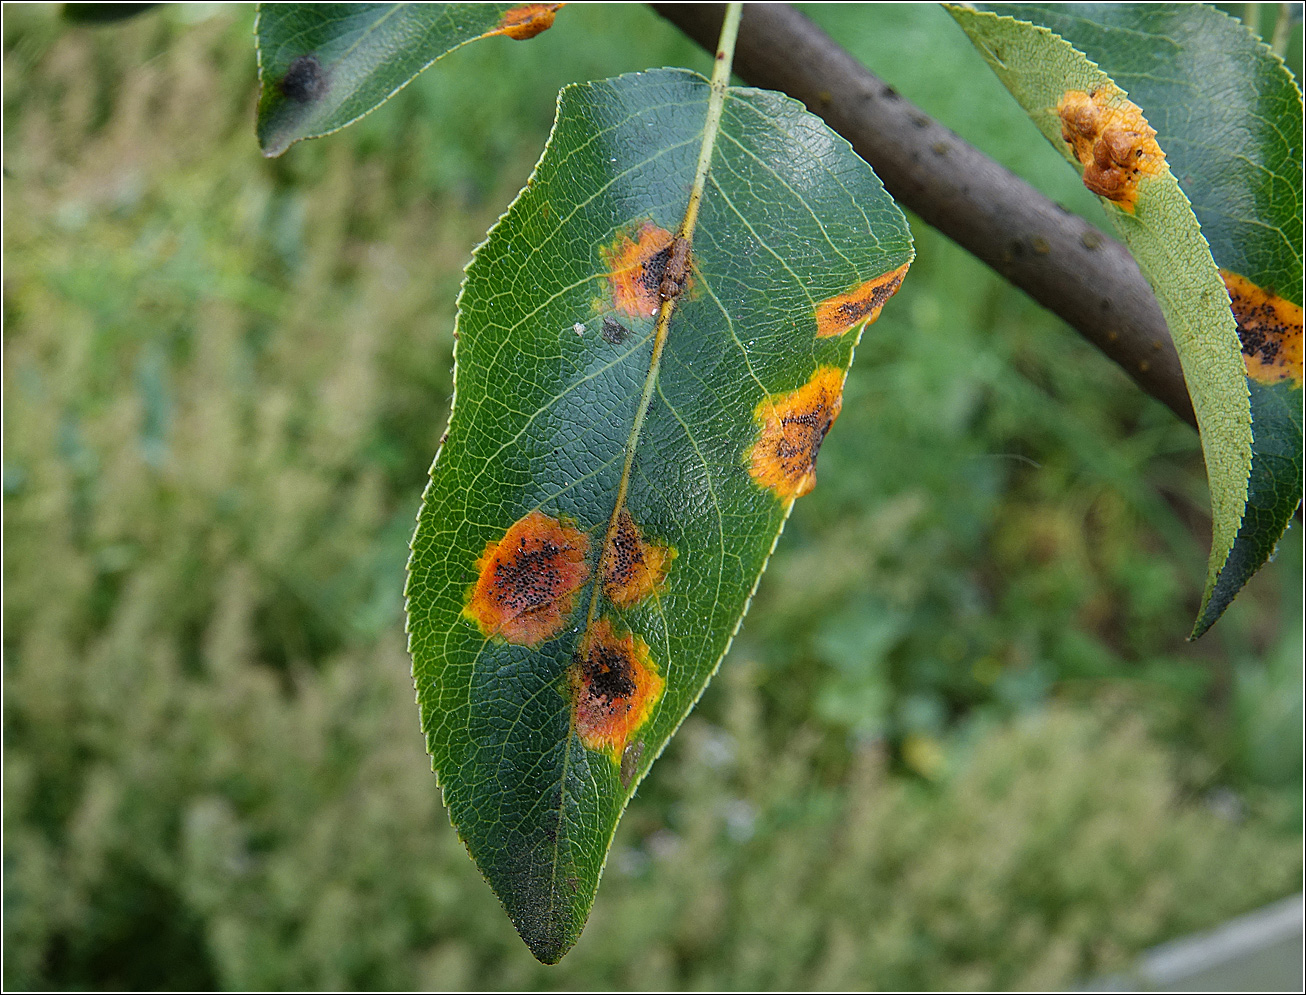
[{"left": 3, "top": 3, "right": 1301, "bottom": 990}]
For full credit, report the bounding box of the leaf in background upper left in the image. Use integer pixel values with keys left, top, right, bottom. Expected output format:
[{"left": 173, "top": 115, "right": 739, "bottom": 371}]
[{"left": 255, "top": 2, "right": 564, "bottom": 157}]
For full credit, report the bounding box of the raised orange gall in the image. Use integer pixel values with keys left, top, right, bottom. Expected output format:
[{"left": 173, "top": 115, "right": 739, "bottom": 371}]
[
  {"left": 815, "top": 262, "right": 909, "bottom": 338},
  {"left": 601, "top": 509, "right": 675, "bottom": 608},
  {"left": 571, "top": 617, "right": 664, "bottom": 760},
  {"left": 463, "top": 510, "right": 590, "bottom": 646},
  {"left": 1057, "top": 88, "right": 1166, "bottom": 212},
  {"left": 489, "top": 3, "right": 564, "bottom": 41},
  {"left": 747, "top": 366, "right": 845, "bottom": 501},
  {"left": 601, "top": 222, "right": 675, "bottom": 318},
  {"left": 1221, "top": 269, "right": 1304, "bottom": 387}
]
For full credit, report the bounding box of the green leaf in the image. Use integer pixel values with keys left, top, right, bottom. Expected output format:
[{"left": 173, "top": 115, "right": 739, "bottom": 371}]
[
  {"left": 405, "top": 67, "right": 912, "bottom": 962},
  {"left": 255, "top": 2, "right": 563, "bottom": 157},
  {"left": 948, "top": 5, "right": 1263, "bottom": 634},
  {"left": 977, "top": 3, "right": 1303, "bottom": 636}
]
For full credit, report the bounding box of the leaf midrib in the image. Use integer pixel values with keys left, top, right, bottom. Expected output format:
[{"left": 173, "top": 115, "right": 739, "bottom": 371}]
[{"left": 544, "top": 5, "right": 745, "bottom": 935}]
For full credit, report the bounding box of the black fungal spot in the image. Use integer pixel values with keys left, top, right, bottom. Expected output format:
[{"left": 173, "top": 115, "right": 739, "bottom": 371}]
[
  {"left": 465, "top": 511, "right": 589, "bottom": 646},
  {"left": 776, "top": 408, "right": 834, "bottom": 473},
  {"left": 836, "top": 300, "right": 872, "bottom": 324},
  {"left": 496, "top": 536, "right": 561, "bottom": 609},
  {"left": 606, "top": 514, "right": 646, "bottom": 589},
  {"left": 601, "top": 316, "right": 630, "bottom": 345},
  {"left": 639, "top": 245, "right": 672, "bottom": 300},
  {"left": 832, "top": 276, "right": 902, "bottom": 326},
  {"left": 1235, "top": 298, "right": 1285, "bottom": 362},
  {"left": 601, "top": 509, "right": 672, "bottom": 608},
  {"left": 581, "top": 640, "right": 637, "bottom": 705},
  {"left": 279, "top": 55, "right": 327, "bottom": 104},
  {"left": 571, "top": 617, "right": 663, "bottom": 754},
  {"left": 1219, "top": 269, "right": 1303, "bottom": 385},
  {"left": 749, "top": 367, "right": 845, "bottom": 499}
]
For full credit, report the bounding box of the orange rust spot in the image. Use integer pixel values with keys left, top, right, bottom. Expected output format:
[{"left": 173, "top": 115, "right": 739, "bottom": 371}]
[
  {"left": 601, "top": 509, "right": 675, "bottom": 608},
  {"left": 571, "top": 617, "right": 664, "bottom": 760},
  {"left": 489, "top": 3, "right": 563, "bottom": 41},
  {"left": 815, "top": 262, "right": 910, "bottom": 338},
  {"left": 747, "top": 366, "right": 845, "bottom": 501},
  {"left": 601, "top": 222, "right": 675, "bottom": 318},
  {"left": 1057, "top": 88, "right": 1166, "bottom": 212},
  {"left": 1221, "top": 269, "right": 1304, "bottom": 387},
  {"left": 463, "top": 510, "right": 590, "bottom": 646}
]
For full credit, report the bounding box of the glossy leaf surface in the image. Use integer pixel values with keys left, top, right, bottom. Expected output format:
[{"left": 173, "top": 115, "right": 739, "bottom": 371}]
[
  {"left": 949, "top": 6, "right": 1261, "bottom": 632},
  {"left": 405, "top": 68, "right": 913, "bottom": 961},
  {"left": 980, "top": 3, "right": 1303, "bottom": 634},
  {"left": 255, "top": 2, "right": 562, "bottom": 156}
]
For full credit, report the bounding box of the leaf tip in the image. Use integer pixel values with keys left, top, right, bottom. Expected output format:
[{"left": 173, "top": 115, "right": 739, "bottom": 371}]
[
  {"left": 256, "top": 53, "right": 333, "bottom": 158},
  {"left": 521, "top": 926, "right": 574, "bottom": 966},
  {"left": 493, "top": 851, "right": 589, "bottom": 964}
]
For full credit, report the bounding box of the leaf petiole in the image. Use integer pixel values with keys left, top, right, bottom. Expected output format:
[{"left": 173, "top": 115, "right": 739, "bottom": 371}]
[{"left": 681, "top": 1, "right": 742, "bottom": 239}]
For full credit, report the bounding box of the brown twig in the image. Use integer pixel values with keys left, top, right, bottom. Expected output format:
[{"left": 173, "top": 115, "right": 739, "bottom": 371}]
[{"left": 653, "top": 2, "right": 1198, "bottom": 428}]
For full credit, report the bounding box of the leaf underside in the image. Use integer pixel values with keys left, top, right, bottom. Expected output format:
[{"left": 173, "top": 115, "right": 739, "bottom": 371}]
[
  {"left": 254, "top": 2, "right": 558, "bottom": 156},
  {"left": 981, "top": 3, "right": 1303, "bottom": 635},
  {"left": 949, "top": 5, "right": 1268, "bottom": 635},
  {"left": 405, "top": 68, "right": 912, "bottom": 962}
]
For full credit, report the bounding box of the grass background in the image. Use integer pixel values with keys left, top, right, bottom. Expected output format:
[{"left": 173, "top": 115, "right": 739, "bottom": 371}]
[{"left": 3, "top": 3, "right": 1302, "bottom": 989}]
